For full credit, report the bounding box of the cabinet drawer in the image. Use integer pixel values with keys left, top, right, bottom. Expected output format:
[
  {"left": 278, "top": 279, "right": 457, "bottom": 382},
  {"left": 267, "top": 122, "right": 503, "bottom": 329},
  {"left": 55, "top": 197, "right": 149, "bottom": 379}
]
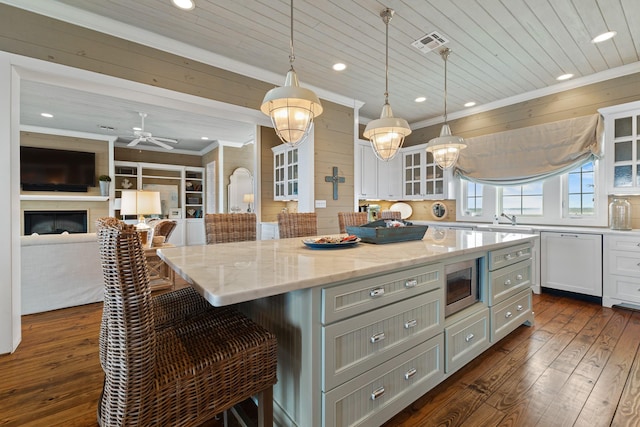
[
  {"left": 489, "top": 259, "right": 532, "bottom": 305},
  {"left": 323, "top": 334, "right": 444, "bottom": 427},
  {"left": 608, "top": 250, "right": 640, "bottom": 278},
  {"left": 491, "top": 289, "right": 533, "bottom": 343},
  {"left": 489, "top": 243, "right": 532, "bottom": 271},
  {"left": 323, "top": 288, "right": 443, "bottom": 391},
  {"left": 445, "top": 307, "right": 490, "bottom": 374},
  {"left": 607, "top": 275, "right": 640, "bottom": 305},
  {"left": 322, "top": 263, "right": 442, "bottom": 324},
  {"left": 607, "top": 235, "right": 640, "bottom": 253}
]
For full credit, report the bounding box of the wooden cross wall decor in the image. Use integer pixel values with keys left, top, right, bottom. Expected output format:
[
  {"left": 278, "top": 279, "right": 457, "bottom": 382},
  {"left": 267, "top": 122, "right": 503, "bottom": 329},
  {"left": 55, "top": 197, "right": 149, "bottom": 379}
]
[{"left": 325, "top": 166, "right": 345, "bottom": 200}]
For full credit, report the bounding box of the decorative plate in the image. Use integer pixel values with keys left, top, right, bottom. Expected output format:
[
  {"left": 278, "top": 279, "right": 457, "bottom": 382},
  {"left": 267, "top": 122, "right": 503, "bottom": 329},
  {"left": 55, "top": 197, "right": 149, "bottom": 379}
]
[
  {"left": 302, "top": 238, "right": 361, "bottom": 249},
  {"left": 389, "top": 202, "right": 413, "bottom": 220}
]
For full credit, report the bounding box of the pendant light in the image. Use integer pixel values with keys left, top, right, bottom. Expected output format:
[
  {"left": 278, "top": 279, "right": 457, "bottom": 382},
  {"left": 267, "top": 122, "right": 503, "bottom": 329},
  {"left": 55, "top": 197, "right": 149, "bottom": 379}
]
[
  {"left": 261, "top": 0, "right": 323, "bottom": 147},
  {"left": 363, "top": 8, "right": 412, "bottom": 162},
  {"left": 426, "top": 47, "right": 466, "bottom": 169}
]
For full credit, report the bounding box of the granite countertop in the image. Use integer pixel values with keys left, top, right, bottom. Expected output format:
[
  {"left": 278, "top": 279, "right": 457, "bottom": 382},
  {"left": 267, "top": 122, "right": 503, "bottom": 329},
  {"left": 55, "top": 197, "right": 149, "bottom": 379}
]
[{"left": 158, "top": 228, "right": 536, "bottom": 306}]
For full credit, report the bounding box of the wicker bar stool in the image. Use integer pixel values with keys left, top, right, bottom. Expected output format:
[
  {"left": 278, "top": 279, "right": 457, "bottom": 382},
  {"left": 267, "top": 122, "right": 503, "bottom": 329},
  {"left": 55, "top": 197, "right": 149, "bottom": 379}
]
[
  {"left": 380, "top": 210, "right": 402, "bottom": 220},
  {"left": 96, "top": 219, "right": 277, "bottom": 427},
  {"left": 337, "top": 212, "right": 368, "bottom": 233},
  {"left": 277, "top": 212, "right": 318, "bottom": 238},
  {"left": 205, "top": 213, "right": 256, "bottom": 244}
]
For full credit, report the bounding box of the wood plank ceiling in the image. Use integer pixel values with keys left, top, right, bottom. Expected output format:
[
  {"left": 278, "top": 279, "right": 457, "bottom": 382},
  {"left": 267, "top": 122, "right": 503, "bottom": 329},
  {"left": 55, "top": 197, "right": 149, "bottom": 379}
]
[{"left": 7, "top": 0, "right": 640, "bottom": 150}]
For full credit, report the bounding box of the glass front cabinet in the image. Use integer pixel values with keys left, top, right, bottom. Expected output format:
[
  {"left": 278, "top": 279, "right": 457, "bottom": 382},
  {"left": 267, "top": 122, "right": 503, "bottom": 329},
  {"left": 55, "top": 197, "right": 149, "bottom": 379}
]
[
  {"left": 602, "top": 101, "right": 640, "bottom": 194},
  {"left": 402, "top": 144, "right": 446, "bottom": 200},
  {"left": 272, "top": 145, "right": 299, "bottom": 200}
]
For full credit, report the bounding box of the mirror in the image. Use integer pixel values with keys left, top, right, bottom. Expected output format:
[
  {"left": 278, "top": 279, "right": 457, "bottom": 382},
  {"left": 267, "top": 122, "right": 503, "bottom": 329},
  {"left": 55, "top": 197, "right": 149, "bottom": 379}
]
[
  {"left": 431, "top": 202, "right": 448, "bottom": 220},
  {"left": 228, "top": 167, "right": 253, "bottom": 213}
]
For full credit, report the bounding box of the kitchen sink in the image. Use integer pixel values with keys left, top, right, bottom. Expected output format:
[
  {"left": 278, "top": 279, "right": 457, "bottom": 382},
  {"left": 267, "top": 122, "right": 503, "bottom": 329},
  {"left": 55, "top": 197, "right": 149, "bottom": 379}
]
[{"left": 475, "top": 224, "right": 536, "bottom": 234}]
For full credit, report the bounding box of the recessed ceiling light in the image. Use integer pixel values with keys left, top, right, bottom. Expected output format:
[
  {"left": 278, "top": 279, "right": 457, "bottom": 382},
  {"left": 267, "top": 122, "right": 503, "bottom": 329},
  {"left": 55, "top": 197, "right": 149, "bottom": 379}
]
[
  {"left": 201, "top": 136, "right": 209, "bottom": 140},
  {"left": 414, "top": 96, "right": 426, "bottom": 103},
  {"left": 592, "top": 31, "right": 617, "bottom": 43},
  {"left": 557, "top": 73, "right": 574, "bottom": 81},
  {"left": 133, "top": 126, "right": 142, "bottom": 131},
  {"left": 40, "top": 113, "right": 53, "bottom": 118},
  {"left": 464, "top": 101, "right": 476, "bottom": 107},
  {"left": 171, "top": 0, "right": 195, "bottom": 10},
  {"left": 332, "top": 63, "right": 346, "bottom": 71}
]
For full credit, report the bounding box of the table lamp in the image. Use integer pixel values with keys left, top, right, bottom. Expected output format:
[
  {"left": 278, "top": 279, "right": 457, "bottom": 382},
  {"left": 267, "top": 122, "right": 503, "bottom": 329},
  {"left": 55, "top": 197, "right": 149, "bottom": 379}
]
[
  {"left": 120, "top": 190, "right": 162, "bottom": 244},
  {"left": 243, "top": 193, "right": 254, "bottom": 212}
]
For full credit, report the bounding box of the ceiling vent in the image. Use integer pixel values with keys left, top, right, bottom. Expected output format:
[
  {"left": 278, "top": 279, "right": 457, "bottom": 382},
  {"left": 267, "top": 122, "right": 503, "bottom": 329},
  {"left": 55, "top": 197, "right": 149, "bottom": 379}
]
[{"left": 411, "top": 31, "right": 449, "bottom": 54}]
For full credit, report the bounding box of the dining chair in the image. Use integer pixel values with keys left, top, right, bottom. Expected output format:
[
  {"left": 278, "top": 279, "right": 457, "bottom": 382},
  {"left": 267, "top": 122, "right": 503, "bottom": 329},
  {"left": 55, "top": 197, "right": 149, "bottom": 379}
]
[
  {"left": 205, "top": 213, "right": 256, "bottom": 244},
  {"left": 380, "top": 210, "right": 402, "bottom": 220},
  {"left": 337, "top": 212, "right": 368, "bottom": 233},
  {"left": 96, "top": 218, "right": 277, "bottom": 427},
  {"left": 277, "top": 212, "right": 318, "bottom": 238}
]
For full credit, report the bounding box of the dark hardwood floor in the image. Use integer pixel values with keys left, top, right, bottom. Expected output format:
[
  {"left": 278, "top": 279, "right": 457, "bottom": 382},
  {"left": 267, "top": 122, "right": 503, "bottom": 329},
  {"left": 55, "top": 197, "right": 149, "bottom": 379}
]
[{"left": 1, "top": 291, "right": 639, "bottom": 427}]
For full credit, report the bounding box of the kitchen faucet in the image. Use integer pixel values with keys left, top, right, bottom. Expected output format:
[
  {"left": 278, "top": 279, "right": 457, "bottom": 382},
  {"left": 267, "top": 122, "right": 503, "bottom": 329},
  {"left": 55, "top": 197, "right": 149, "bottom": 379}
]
[{"left": 501, "top": 213, "right": 517, "bottom": 225}]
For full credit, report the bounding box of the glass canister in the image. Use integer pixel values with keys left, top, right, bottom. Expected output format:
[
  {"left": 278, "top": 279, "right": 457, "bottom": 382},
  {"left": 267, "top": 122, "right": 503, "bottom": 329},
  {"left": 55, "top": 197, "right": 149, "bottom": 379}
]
[{"left": 609, "top": 198, "right": 632, "bottom": 230}]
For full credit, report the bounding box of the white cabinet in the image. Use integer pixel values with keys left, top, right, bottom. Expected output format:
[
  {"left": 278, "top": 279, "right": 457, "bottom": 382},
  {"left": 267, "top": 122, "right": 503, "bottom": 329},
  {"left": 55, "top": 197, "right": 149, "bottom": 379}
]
[
  {"left": 356, "top": 140, "right": 378, "bottom": 199},
  {"left": 540, "top": 231, "right": 602, "bottom": 296},
  {"left": 601, "top": 101, "right": 640, "bottom": 194},
  {"left": 603, "top": 234, "right": 640, "bottom": 307},
  {"left": 272, "top": 144, "right": 299, "bottom": 200},
  {"left": 402, "top": 144, "right": 446, "bottom": 200},
  {"left": 377, "top": 153, "right": 403, "bottom": 199}
]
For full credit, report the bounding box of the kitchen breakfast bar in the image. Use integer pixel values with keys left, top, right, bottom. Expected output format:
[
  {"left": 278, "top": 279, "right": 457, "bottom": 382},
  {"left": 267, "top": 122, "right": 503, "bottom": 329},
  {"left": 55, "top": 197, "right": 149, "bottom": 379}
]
[{"left": 158, "top": 228, "right": 537, "bottom": 427}]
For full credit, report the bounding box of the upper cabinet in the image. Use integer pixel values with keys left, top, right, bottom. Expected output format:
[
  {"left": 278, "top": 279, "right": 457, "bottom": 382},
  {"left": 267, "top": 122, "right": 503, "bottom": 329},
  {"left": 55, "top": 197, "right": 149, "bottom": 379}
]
[
  {"left": 356, "top": 140, "right": 378, "bottom": 199},
  {"left": 272, "top": 144, "right": 299, "bottom": 201},
  {"left": 602, "top": 101, "right": 640, "bottom": 194},
  {"left": 402, "top": 144, "right": 446, "bottom": 200}
]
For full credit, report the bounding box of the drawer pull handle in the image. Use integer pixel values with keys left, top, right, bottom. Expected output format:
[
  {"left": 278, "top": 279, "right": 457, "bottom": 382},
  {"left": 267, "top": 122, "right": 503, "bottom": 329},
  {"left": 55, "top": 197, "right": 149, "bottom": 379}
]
[
  {"left": 370, "top": 332, "right": 385, "bottom": 343},
  {"left": 505, "top": 311, "right": 513, "bottom": 318},
  {"left": 516, "top": 274, "right": 523, "bottom": 280},
  {"left": 637, "top": 263, "right": 640, "bottom": 267},
  {"left": 370, "top": 288, "right": 385, "bottom": 298},
  {"left": 404, "top": 368, "right": 417, "bottom": 380},
  {"left": 371, "top": 386, "right": 385, "bottom": 401},
  {"left": 405, "top": 278, "right": 418, "bottom": 288},
  {"left": 517, "top": 250, "right": 524, "bottom": 256},
  {"left": 504, "top": 254, "right": 514, "bottom": 260},
  {"left": 404, "top": 319, "right": 418, "bottom": 329},
  {"left": 465, "top": 333, "right": 475, "bottom": 342},
  {"left": 637, "top": 243, "right": 640, "bottom": 247},
  {"left": 517, "top": 304, "right": 524, "bottom": 311},
  {"left": 504, "top": 279, "right": 512, "bottom": 286},
  {"left": 561, "top": 234, "right": 579, "bottom": 238}
]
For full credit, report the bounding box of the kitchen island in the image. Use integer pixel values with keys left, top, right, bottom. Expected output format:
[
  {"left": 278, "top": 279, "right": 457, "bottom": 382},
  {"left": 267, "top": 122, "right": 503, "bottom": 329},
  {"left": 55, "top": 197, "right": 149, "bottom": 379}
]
[{"left": 159, "top": 228, "right": 537, "bottom": 427}]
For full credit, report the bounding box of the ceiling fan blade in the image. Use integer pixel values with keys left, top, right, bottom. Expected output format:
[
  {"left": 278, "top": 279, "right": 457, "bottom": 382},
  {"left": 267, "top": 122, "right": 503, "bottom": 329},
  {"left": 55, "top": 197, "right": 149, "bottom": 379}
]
[
  {"left": 128, "top": 137, "right": 142, "bottom": 147},
  {"left": 152, "top": 137, "right": 178, "bottom": 144},
  {"left": 148, "top": 137, "right": 174, "bottom": 150}
]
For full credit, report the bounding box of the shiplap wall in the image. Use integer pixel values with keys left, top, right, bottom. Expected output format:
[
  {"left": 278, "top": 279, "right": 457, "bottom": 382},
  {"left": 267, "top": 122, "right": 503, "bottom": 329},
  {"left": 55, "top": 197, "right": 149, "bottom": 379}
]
[{"left": 0, "top": 3, "right": 356, "bottom": 233}]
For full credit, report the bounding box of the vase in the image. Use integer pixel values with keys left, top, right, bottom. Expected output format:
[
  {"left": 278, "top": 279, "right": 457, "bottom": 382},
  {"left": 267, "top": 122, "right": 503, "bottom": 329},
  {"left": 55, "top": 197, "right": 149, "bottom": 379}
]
[{"left": 99, "top": 181, "right": 110, "bottom": 197}]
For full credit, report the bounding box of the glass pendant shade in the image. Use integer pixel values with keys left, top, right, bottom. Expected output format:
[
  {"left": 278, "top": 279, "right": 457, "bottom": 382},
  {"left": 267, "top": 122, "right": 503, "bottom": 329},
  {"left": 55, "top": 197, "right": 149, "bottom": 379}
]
[
  {"left": 261, "top": 69, "right": 323, "bottom": 147},
  {"left": 426, "top": 124, "right": 466, "bottom": 169},
  {"left": 364, "top": 103, "right": 411, "bottom": 161}
]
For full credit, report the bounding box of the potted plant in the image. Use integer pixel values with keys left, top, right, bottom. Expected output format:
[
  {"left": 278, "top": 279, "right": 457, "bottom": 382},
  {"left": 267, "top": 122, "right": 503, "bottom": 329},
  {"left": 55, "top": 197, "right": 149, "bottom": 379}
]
[{"left": 98, "top": 175, "right": 111, "bottom": 196}]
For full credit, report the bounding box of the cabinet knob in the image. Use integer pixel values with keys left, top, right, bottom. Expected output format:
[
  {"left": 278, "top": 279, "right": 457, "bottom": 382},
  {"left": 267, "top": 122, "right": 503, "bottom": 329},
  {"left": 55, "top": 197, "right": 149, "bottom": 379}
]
[
  {"left": 517, "top": 250, "right": 524, "bottom": 256},
  {"left": 405, "top": 278, "right": 418, "bottom": 288},
  {"left": 504, "top": 279, "right": 512, "bottom": 286},
  {"left": 370, "top": 332, "right": 385, "bottom": 343},
  {"left": 517, "top": 305, "right": 524, "bottom": 311},
  {"left": 505, "top": 311, "right": 513, "bottom": 318},
  {"left": 370, "top": 288, "right": 385, "bottom": 298},
  {"left": 371, "top": 386, "right": 385, "bottom": 401},
  {"left": 404, "top": 368, "right": 418, "bottom": 380},
  {"left": 404, "top": 319, "right": 418, "bottom": 329},
  {"left": 516, "top": 274, "right": 523, "bottom": 280},
  {"left": 465, "top": 333, "right": 475, "bottom": 342}
]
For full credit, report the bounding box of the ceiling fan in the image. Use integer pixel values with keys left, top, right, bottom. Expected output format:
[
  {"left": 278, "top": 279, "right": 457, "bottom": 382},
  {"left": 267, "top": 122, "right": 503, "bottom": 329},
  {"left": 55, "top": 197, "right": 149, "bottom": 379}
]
[{"left": 127, "top": 112, "right": 178, "bottom": 150}]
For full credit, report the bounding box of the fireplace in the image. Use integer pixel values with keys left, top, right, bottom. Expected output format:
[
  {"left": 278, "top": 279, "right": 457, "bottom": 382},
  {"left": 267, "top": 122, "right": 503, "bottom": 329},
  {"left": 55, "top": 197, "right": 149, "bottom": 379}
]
[{"left": 24, "top": 210, "right": 88, "bottom": 235}]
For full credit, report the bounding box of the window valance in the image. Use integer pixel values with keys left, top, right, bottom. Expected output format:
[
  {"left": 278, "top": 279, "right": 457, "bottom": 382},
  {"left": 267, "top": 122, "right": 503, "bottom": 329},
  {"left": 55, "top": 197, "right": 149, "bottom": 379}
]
[{"left": 454, "top": 114, "right": 603, "bottom": 185}]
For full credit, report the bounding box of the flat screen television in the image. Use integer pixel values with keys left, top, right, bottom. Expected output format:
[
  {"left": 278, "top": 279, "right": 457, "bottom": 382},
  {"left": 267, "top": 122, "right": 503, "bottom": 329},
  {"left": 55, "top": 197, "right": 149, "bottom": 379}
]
[{"left": 20, "top": 146, "right": 96, "bottom": 192}]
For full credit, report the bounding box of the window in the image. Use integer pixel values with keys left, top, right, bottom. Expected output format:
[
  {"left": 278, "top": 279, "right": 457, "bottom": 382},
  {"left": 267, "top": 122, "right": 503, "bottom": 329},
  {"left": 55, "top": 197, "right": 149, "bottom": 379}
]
[
  {"left": 500, "top": 182, "right": 544, "bottom": 216},
  {"left": 567, "top": 161, "right": 595, "bottom": 216},
  {"left": 464, "top": 182, "right": 483, "bottom": 216}
]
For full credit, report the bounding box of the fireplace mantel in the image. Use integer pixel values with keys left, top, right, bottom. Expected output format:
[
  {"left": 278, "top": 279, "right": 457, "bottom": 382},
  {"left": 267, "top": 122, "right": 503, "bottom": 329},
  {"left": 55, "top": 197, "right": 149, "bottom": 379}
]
[{"left": 20, "top": 195, "right": 109, "bottom": 202}]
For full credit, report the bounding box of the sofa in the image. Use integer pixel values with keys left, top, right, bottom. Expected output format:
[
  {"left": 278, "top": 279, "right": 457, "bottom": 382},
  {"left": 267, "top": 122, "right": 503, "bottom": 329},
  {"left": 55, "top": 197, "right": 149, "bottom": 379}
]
[{"left": 21, "top": 233, "right": 103, "bottom": 315}]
